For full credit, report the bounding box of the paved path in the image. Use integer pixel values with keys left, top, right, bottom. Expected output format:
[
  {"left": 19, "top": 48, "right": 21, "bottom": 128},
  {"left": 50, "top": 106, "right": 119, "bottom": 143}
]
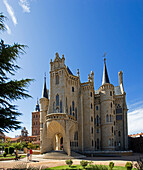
[{"left": 0, "top": 153, "right": 142, "bottom": 169}]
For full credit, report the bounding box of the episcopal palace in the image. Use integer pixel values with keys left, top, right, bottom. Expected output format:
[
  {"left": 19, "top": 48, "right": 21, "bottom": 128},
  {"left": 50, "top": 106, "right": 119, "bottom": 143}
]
[{"left": 32, "top": 53, "right": 128, "bottom": 156}]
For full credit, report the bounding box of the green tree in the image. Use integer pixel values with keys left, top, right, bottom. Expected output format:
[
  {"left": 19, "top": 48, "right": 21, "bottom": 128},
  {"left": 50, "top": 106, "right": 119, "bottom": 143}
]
[{"left": 0, "top": 13, "right": 33, "bottom": 133}]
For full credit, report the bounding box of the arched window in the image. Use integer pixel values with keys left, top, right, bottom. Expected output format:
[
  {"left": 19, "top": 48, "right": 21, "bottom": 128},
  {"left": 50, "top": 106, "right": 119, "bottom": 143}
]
[
  {"left": 91, "top": 127, "right": 93, "bottom": 134},
  {"left": 92, "top": 140, "right": 93, "bottom": 146},
  {"left": 97, "top": 115, "right": 99, "bottom": 125},
  {"left": 75, "top": 108, "right": 77, "bottom": 120},
  {"left": 110, "top": 91, "right": 112, "bottom": 96},
  {"left": 112, "top": 126, "right": 113, "bottom": 133},
  {"left": 106, "top": 114, "right": 108, "bottom": 122},
  {"left": 60, "top": 100, "right": 62, "bottom": 113},
  {"left": 118, "top": 131, "right": 121, "bottom": 137},
  {"left": 90, "top": 92, "right": 92, "bottom": 97},
  {"left": 110, "top": 115, "right": 112, "bottom": 122},
  {"left": 56, "top": 74, "right": 59, "bottom": 84},
  {"left": 70, "top": 106, "right": 72, "bottom": 115},
  {"left": 72, "top": 87, "right": 74, "bottom": 92},
  {"left": 91, "top": 103, "right": 93, "bottom": 109},
  {"left": 109, "top": 138, "right": 111, "bottom": 146},
  {"left": 53, "top": 102, "right": 55, "bottom": 112},
  {"left": 72, "top": 101, "right": 74, "bottom": 111},
  {"left": 91, "top": 116, "right": 93, "bottom": 122},
  {"left": 56, "top": 94, "right": 59, "bottom": 106}
]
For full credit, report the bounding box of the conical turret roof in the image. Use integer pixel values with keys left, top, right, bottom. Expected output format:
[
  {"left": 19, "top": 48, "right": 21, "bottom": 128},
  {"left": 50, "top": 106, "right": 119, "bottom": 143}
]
[{"left": 102, "top": 58, "right": 110, "bottom": 85}]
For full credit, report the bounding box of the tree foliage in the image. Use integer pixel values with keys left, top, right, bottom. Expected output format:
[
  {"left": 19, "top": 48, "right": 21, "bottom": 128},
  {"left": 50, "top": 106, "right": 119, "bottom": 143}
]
[{"left": 0, "top": 13, "right": 33, "bottom": 133}]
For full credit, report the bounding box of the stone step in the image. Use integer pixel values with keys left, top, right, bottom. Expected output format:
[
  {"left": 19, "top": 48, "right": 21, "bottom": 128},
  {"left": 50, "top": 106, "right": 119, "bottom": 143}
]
[{"left": 43, "top": 150, "right": 86, "bottom": 159}]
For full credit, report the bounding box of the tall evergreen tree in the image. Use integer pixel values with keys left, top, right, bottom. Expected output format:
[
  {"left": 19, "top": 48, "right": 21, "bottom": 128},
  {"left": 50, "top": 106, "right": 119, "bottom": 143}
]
[{"left": 0, "top": 13, "right": 33, "bottom": 133}]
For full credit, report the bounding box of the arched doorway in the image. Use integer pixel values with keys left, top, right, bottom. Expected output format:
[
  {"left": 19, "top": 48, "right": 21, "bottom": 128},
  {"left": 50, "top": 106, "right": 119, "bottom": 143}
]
[{"left": 54, "top": 133, "right": 63, "bottom": 151}]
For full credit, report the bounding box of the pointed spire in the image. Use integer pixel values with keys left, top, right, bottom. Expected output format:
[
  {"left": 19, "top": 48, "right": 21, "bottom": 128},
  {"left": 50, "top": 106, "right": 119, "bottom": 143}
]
[
  {"left": 102, "top": 58, "right": 110, "bottom": 85},
  {"left": 35, "top": 98, "right": 40, "bottom": 111},
  {"left": 43, "top": 73, "right": 48, "bottom": 99}
]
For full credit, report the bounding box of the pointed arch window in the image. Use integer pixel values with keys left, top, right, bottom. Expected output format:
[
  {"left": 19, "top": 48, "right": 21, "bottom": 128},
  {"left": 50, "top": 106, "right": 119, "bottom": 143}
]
[
  {"left": 97, "top": 115, "right": 99, "bottom": 125},
  {"left": 110, "top": 115, "right": 112, "bottom": 122},
  {"left": 106, "top": 114, "right": 109, "bottom": 122},
  {"left": 60, "top": 100, "right": 62, "bottom": 113},
  {"left": 75, "top": 108, "right": 77, "bottom": 120},
  {"left": 56, "top": 74, "right": 59, "bottom": 84},
  {"left": 56, "top": 94, "right": 59, "bottom": 106},
  {"left": 72, "top": 101, "right": 75, "bottom": 111},
  {"left": 112, "top": 126, "right": 113, "bottom": 133}
]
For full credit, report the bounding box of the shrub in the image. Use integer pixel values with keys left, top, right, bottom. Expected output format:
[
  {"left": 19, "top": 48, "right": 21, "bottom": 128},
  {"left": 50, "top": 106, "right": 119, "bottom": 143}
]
[
  {"left": 80, "top": 160, "right": 89, "bottom": 168},
  {"left": 3, "top": 152, "right": 7, "bottom": 157},
  {"left": 125, "top": 162, "right": 133, "bottom": 170},
  {"left": 9, "top": 146, "right": 14, "bottom": 155},
  {"left": 109, "top": 162, "right": 114, "bottom": 170},
  {"left": 65, "top": 159, "right": 73, "bottom": 167},
  {"left": 134, "top": 157, "right": 143, "bottom": 170},
  {"left": 4, "top": 147, "right": 9, "bottom": 155}
]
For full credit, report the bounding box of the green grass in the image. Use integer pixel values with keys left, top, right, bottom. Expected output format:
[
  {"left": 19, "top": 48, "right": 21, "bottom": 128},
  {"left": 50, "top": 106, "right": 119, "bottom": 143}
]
[
  {"left": 45, "top": 165, "right": 137, "bottom": 170},
  {"left": 0, "top": 154, "right": 26, "bottom": 159}
]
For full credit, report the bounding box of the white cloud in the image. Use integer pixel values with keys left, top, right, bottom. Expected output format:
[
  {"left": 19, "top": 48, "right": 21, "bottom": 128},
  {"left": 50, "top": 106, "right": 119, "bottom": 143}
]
[
  {"left": 128, "top": 101, "right": 143, "bottom": 134},
  {"left": 3, "top": 0, "right": 17, "bottom": 25},
  {"left": 5, "top": 24, "right": 11, "bottom": 34},
  {"left": 19, "top": 0, "right": 30, "bottom": 13}
]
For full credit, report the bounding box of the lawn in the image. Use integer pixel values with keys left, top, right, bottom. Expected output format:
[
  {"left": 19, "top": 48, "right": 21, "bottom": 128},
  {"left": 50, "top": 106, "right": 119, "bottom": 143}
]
[{"left": 45, "top": 165, "right": 136, "bottom": 170}]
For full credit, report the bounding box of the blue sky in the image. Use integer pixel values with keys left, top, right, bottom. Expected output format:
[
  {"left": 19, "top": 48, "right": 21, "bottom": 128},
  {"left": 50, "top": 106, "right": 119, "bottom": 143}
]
[{"left": 0, "top": 0, "right": 143, "bottom": 137}]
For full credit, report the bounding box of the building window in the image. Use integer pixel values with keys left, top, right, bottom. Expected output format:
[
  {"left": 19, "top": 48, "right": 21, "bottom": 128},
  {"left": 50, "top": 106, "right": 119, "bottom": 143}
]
[
  {"left": 97, "top": 115, "right": 99, "bottom": 125},
  {"left": 110, "top": 115, "right": 112, "bottom": 122},
  {"left": 75, "top": 108, "right": 77, "bottom": 120},
  {"left": 91, "top": 103, "right": 93, "bottom": 109},
  {"left": 97, "top": 138, "right": 99, "bottom": 149},
  {"left": 91, "top": 116, "right": 93, "bottom": 122},
  {"left": 96, "top": 106, "right": 98, "bottom": 110},
  {"left": 118, "top": 131, "right": 121, "bottom": 137},
  {"left": 111, "top": 102, "right": 112, "bottom": 108},
  {"left": 110, "top": 91, "right": 112, "bottom": 96},
  {"left": 116, "top": 104, "right": 122, "bottom": 114},
  {"left": 109, "top": 138, "right": 111, "bottom": 146},
  {"left": 92, "top": 140, "right": 93, "bottom": 146},
  {"left": 56, "top": 74, "right": 59, "bottom": 84},
  {"left": 72, "top": 101, "right": 75, "bottom": 111},
  {"left": 106, "top": 114, "right": 109, "bottom": 122},
  {"left": 112, "top": 126, "right": 113, "bottom": 133},
  {"left": 97, "top": 129, "right": 99, "bottom": 133},
  {"left": 90, "top": 92, "right": 92, "bottom": 97},
  {"left": 91, "top": 127, "right": 93, "bottom": 134},
  {"left": 56, "top": 94, "right": 59, "bottom": 106},
  {"left": 116, "top": 115, "right": 122, "bottom": 120},
  {"left": 60, "top": 100, "right": 62, "bottom": 113},
  {"left": 72, "top": 87, "right": 74, "bottom": 92}
]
